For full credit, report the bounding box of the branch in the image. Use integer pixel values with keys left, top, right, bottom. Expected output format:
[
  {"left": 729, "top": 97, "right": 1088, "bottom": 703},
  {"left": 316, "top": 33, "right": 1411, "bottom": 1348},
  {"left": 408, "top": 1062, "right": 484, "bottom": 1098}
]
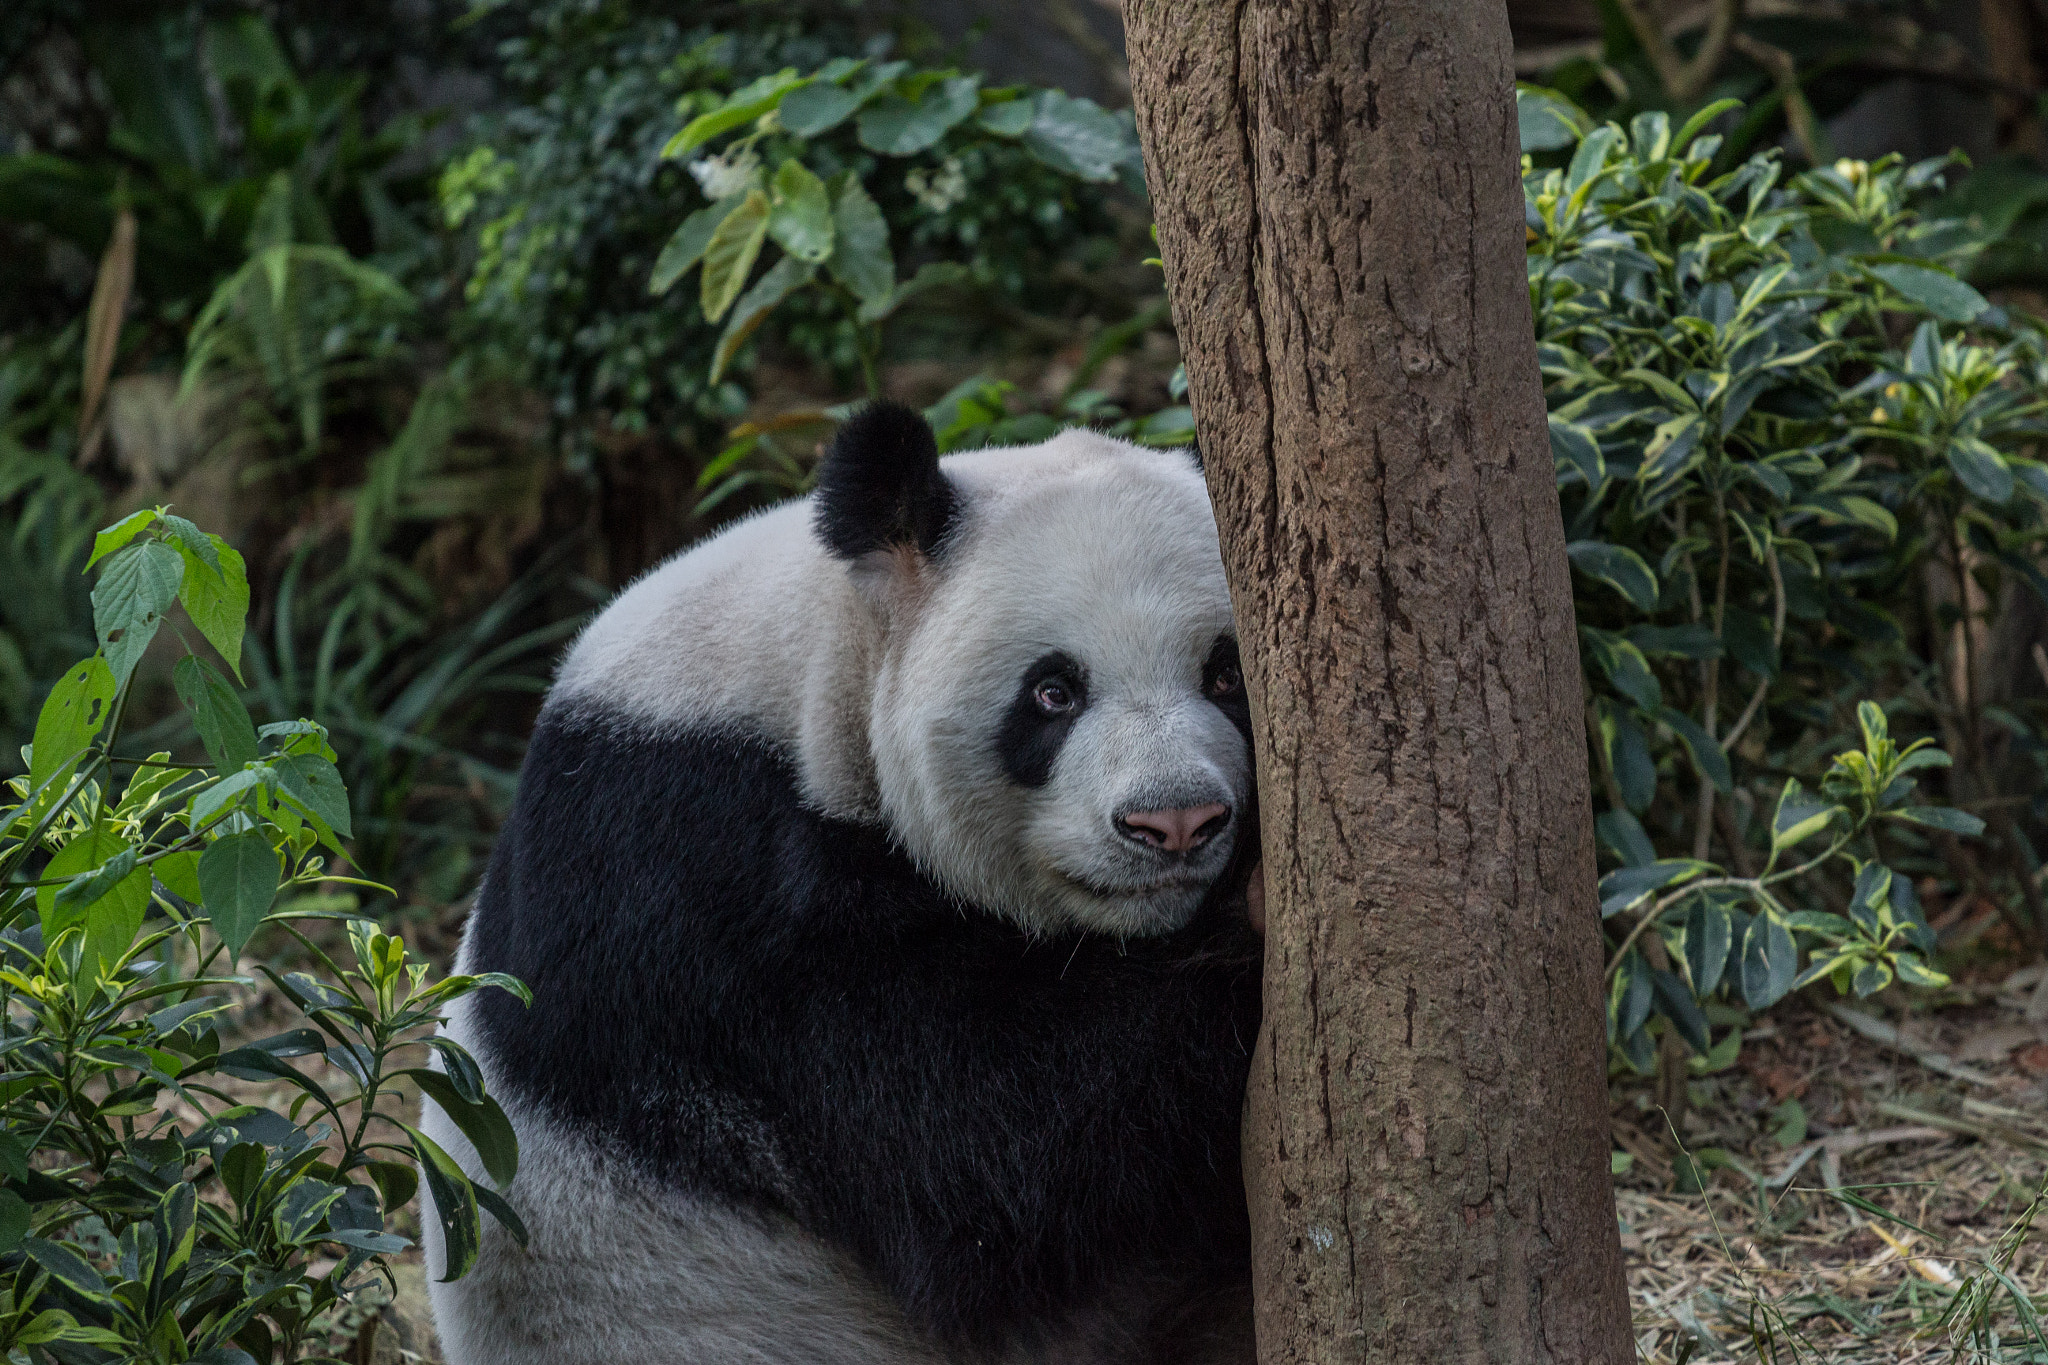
[
  {"left": 1731, "top": 33, "right": 1826, "bottom": 165},
  {"left": 1615, "top": 0, "right": 1744, "bottom": 102}
]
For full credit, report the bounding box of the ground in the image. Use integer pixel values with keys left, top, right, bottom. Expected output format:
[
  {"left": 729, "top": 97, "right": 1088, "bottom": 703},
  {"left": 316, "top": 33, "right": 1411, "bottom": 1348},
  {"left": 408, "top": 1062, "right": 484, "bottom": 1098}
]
[{"left": 1616, "top": 961, "right": 2048, "bottom": 1363}]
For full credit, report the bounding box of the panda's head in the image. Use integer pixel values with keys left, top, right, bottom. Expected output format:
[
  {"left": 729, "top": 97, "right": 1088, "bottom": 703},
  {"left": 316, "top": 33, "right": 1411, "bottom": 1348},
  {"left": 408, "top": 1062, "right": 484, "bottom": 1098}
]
[{"left": 814, "top": 402, "right": 1252, "bottom": 939}]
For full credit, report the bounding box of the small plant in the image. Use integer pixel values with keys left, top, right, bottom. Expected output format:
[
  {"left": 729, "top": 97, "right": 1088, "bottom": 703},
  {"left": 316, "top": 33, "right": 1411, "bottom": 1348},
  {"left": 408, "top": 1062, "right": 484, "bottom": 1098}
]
[{"left": 0, "top": 507, "right": 522, "bottom": 1362}]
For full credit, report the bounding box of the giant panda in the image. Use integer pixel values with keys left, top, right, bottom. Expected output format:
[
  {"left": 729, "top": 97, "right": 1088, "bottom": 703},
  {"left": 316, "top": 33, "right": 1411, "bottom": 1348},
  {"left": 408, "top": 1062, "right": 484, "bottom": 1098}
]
[{"left": 420, "top": 402, "right": 1265, "bottom": 1364}]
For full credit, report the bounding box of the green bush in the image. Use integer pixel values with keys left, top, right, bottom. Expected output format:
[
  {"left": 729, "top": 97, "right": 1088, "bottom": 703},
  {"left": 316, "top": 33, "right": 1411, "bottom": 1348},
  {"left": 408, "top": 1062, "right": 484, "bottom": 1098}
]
[
  {"left": 0, "top": 508, "right": 522, "bottom": 1362},
  {"left": 1522, "top": 92, "right": 2047, "bottom": 1070}
]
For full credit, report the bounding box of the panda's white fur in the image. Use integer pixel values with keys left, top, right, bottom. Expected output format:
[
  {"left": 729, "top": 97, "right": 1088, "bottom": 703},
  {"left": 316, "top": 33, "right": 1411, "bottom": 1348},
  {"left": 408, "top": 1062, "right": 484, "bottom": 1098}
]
[
  {"left": 554, "top": 426, "right": 1246, "bottom": 937},
  {"left": 424, "top": 410, "right": 1262, "bottom": 1363}
]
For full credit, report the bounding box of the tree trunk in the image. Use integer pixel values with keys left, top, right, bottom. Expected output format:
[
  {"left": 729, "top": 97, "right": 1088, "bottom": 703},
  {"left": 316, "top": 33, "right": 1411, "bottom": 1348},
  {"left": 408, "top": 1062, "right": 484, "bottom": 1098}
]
[{"left": 1121, "top": 2, "right": 1635, "bottom": 1360}]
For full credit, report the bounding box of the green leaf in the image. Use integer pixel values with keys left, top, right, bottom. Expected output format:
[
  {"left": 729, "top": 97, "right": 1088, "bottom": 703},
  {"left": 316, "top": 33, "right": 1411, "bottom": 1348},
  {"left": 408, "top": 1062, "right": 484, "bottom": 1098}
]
[
  {"left": 767, "top": 159, "right": 834, "bottom": 264},
  {"left": 28, "top": 656, "right": 116, "bottom": 814},
  {"left": 197, "top": 831, "right": 280, "bottom": 959},
  {"left": 1659, "top": 706, "right": 1733, "bottom": 793},
  {"left": 827, "top": 178, "right": 893, "bottom": 304},
  {"left": 699, "top": 189, "right": 771, "bottom": 324},
  {"left": 1772, "top": 779, "right": 1836, "bottom": 849},
  {"left": 1864, "top": 261, "right": 1989, "bottom": 322},
  {"left": 1650, "top": 969, "right": 1711, "bottom": 1053},
  {"left": 403, "top": 1122, "right": 481, "bottom": 1282},
  {"left": 650, "top": 197, "right": 744, "bottom": 296},
  {"left": 1566, "top": 541, "right": 1659, "bottom": 610},
  {"left": 174, "top": 655, "right": 259, "bottom": 774},
  {"left": 0, "top": 1189, "right": 27, "bottom": 1253},
  {"left": 854, "top": 260, "right": 970, "bottom": 325},
  {"left": 92, "top": 540, "right": 184, "bottom": 687},
  {"left": 1891, "top": 805, "right": 1986, "bottom": 836},
  {"left": 176, "top": 538, "right": 249, "bottom": 679},
  {"left": 1683, "top": 897, "right": 1733, "bottom": 997},
  {"left": 857, "top": 75, "right": 981, "bottom": 156},
  {"left": 37, "top": 825, "right": 144, "bottom": 956},
  {"left": 85, "top": 509, "right": 156, "bottom": 570},
  {"left": 1549, "top": 415, "right": 1605, "bottom": 486},
  {"left": 1947, "top": 435, "right": 2015, "bottom": 505},
  {"left": 777, "top": 82, "right": 864, "bottom": 136},
  {"left": 1640, "top": 412, "right": 1704, "bottom": 483},
  {"left": 1672, "top": 98, "right": 1744, "bottom": 154},
  {"left": 1582, "top": 629, "right": 1661, "bottom": 711},
  {"left": 709, "top": 255, "right": 814, "bottom": 384},
  {"left": 1516, "top": 84, "right": 1592, "bottom": 152},
  {"left": 976, "top": 96, "right": 1034, "bottom": 137},
  {"left": 663, "top": 69, "right": 807, "bottom": 158},
  {"left": 1892, "top": 954, "right": 1950, "bottom": 988},
  {"left": 272, "top": 753, "right": 351, "bottom": 838},
  {"left": 23, "top": 1238, "right": 109, "bottom": 1300},
  {"left": 1019, "top": 88, "right": 1132, "bottom": 181},
  {"left": 1598, "top": 859, "right": 1706, "bottom": 917},
  {"left": 1740, "top": 913, "right": 1798, "bottom": 1009},
  {"left": 413, "top": 1071, "right": 519, "bottom": 1189}
]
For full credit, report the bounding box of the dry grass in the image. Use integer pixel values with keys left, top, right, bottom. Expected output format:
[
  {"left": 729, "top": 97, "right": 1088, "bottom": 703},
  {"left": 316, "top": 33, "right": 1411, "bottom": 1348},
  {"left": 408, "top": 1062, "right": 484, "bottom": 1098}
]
[{"left": 1616, "top": 964, "right": 2048, "bottom": 1363}]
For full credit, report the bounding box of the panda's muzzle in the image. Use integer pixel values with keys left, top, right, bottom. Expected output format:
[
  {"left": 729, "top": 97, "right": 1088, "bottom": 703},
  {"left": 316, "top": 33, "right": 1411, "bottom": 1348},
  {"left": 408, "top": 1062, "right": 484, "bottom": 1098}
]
[{"left": 1113, "top": 802, "right": 1231, "bottom": 854}]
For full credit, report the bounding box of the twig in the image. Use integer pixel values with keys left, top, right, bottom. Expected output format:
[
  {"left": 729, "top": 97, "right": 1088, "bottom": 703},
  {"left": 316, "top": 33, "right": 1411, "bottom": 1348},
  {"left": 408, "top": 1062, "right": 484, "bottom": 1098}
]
[
  {"left": 1731, "top": 33, "right": 1827, "bottom": 165},
  {"left": 1823, "top": 1003, "right": 1997, "bottom": 1088},
  {"left": 1615, "top": 0, "right": 1744, "bottom": 102},
  {"left": 1764, "top": 1125, "right": 1949, "bottom": 1189}
]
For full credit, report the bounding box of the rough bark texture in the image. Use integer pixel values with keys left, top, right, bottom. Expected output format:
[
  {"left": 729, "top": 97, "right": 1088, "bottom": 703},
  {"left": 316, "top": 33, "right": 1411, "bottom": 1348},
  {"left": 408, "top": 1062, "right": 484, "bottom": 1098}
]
[{"left": 1121, "top": 2, "right": 1635, "bottom": 1360}]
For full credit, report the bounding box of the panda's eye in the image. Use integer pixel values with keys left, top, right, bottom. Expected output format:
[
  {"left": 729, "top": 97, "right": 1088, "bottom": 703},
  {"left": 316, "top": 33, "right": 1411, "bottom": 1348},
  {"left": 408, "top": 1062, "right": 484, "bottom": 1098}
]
[
  {"left": 1033, "top": 677, "right": 1079, "bottom": 716},
  {"left": 1208, "top": 664, "right": 1243, "bottom": 699}
]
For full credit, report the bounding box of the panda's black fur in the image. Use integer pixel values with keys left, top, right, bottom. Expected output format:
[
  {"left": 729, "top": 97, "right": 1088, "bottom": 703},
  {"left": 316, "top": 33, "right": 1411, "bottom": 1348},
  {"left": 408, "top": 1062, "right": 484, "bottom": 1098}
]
[{"left": 454, "top": 405, "right": 1263, "bottom": 1355}]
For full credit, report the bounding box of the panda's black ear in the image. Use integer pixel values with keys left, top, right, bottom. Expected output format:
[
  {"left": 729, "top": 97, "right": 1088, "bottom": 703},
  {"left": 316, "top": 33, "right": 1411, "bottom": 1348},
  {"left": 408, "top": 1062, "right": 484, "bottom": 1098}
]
[{"left": 813, "top": 401, "right": 958, "bottom": 560}]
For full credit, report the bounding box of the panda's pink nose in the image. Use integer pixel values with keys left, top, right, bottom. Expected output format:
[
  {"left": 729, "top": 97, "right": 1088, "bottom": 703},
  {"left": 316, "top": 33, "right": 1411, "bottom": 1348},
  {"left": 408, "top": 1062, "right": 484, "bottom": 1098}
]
[{"left": 1116, "top": 803, "right": 1230, "bottom": 853}]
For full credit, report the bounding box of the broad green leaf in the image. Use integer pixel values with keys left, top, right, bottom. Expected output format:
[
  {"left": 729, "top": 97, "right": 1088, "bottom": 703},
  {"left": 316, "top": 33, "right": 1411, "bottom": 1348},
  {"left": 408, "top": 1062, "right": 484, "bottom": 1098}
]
[
  {"left": 1650, "top": 969, "right": 1711, "bottom": 1053},
  {"left": 976, "top": 97, "right": 1034, "bottom": 137},
  {"left": 699, "top": 189, "right": 770, "bottom": 324},
  {"left": 158, "top": 513, "right": 219, "bottom": 573},
  {"left": 1683, "top": 897, "right": 1733, "bottom": 997},
  {"left": 1864, "top": 261, "right": 1989, "bottom": 322},
  {"left": 191, "top": 764, "right": 270, "bottom": 827},
  {"left": 155, "top": 849, "right": 202, "bottom": 902},
  {"left": 777, "top": 81, "right": 864, "bottom": 136},
  {"left": 1566, "top": 540, "right": 1659, "bottom": 610},
  {"left": 1598, "top": 859, "right": 1705, "bottom": 917},
  {"left": 1548, "top": 415, "right": 1605, "bottom": 486},
  {"left": 663, "top": 69, "right": 806, "bottom": 158},
  {"left": 858, "top": 75, "right": 981, "bottom": 156},
  {"left": 1659, "top": 706, "right": 1733, "bottom": 793},
  {"left": 177, "top": 538, "right": 249, "bottom": 678},
  {"left": 1672, "top": 97, "right": 1743, "bottom": 154},
  {"left": 403, "top": 1122, "right": 481, "bottom": 1282},
  {"left": 710, "top": 255, "right": 814, "bottom": 384},
  {"left": 1640, "top": 412, "right": 1703, "bottom": 483},
  {"left": 854, "top": 260, "right": 970, "bottom": 324},
  {"left": 767, "top": 159, "right": 834, "bottom": 263},
  {"left": 1892, "top": 954, "right": 1950, "bottom": 988},
  {"left": 650, "top": 197, "right": 743, "bottom": 296},
  {"left": 38, "top": 826, "right": 146, "bottom": 960},
  {"left": 28, "top": 656, "right": 116, "bottom": 813},
  {"left": 23, "top": 1238, "right": 109, "bottom": 1300},
  {"left": 86, "top": 509, "right": 156, "bottom": 570},
  {"left": 272, "top": 752, "right": 351, "bottom": 837},
  {"left": 174, "top": 655, "right": 260, "bottom": 774},
  {"left": 1516, "top": 84, "right": 1591, "bottom": 152},
  {"left": 198, "top": 831, "right": 280, "bottom": 958},
  {"left": 1740, "top": 912, "right": 1798, "bottom": 1009},
  {"left": 92, "top": 540, "right": 184, "bottom": 687},
  {"left": 1772, "top": 779, "right": 1835, "bottom": 849},
  {"left": 414, "top": 1071, "right": 519, "bottom": 1189},
  {"left": 1019, "top": 88, "right": 1131, "bottom": 182},
  {"left": 1627, "top": 624, "right": 1721, "bottom": 659},
  {"left": 0, "top": 1189, "right": 26, "bottom": 1253},
  {"left": 1581, "top": 628, "right": 1661, "bottom": 711},
  {"left": 827, "top": 178, "right": 893, "bottom": 304},
  {"left": 1947, "top": 435, "right": 2014, "bottom": 505},
  {"left": 1891, "top": 805, "right": 1986, "bottom": 836}
]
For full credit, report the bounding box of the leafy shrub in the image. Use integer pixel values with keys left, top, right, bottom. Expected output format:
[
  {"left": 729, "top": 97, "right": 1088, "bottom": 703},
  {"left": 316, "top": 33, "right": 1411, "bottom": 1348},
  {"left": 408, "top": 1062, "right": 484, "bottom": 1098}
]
[
  {"left": 1521, "top": 91, "right": 2046, "bottom": 1071},
  {"left": 0, "top": 507, "right": 521, "bottom": 1361},
  {"left": 443, "top": 3, "right": 1137, "bottom": 461}
]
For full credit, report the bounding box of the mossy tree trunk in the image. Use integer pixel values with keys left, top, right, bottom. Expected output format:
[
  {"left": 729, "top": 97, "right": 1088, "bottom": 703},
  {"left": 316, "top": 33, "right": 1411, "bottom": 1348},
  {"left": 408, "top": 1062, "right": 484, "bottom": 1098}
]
[{"left": 1121, "top": 1, "right": 1636, "bottom": 1359}]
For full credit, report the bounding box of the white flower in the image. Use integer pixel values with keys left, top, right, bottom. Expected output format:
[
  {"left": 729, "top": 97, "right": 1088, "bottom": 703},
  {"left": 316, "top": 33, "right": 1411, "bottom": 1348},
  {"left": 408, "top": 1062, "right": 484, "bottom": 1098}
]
[
  {"left": 906, "top": 157, "right": 968, "bottom": 213},
  {"left": 689, "top": 149, "right": 760, "bottom": 201}
]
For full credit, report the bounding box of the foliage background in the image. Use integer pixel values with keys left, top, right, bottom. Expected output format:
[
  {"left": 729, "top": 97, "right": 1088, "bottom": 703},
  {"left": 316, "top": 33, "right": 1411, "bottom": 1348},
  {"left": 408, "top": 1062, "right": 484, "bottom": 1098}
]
[{"left": 11, "top": 0, "right": 2048, "bottom": 1356}]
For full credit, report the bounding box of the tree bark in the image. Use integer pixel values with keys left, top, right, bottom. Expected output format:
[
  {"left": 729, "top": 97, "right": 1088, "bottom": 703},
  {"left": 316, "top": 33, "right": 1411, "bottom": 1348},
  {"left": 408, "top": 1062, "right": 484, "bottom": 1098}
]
[{"left": 1121, "top": 3, "right": 1635, "bottom": 1360}]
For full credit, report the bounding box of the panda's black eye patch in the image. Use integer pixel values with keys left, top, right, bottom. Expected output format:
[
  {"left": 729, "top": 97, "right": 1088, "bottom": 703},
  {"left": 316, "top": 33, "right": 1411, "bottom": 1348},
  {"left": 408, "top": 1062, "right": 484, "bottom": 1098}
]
[
  {"left": 997, "top": 652, "right": 1086, "bottom": 788},
  {"left": 1202, "top": 635, "right": 1251, "bottom": 739}
]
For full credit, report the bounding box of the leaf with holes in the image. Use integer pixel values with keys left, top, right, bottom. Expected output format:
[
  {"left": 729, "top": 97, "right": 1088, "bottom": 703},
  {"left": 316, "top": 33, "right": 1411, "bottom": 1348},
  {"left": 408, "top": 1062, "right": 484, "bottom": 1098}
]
[{"left": 92, "top": 540, "right": 184, "bottom": 687}]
